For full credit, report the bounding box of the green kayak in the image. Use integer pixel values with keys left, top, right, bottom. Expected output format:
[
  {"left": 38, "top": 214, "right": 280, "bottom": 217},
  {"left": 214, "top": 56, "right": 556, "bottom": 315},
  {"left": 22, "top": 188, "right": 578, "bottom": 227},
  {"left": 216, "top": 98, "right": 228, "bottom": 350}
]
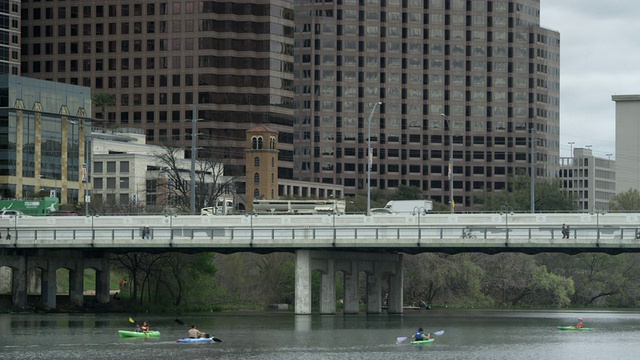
[
  {"left": 118, "top": 330, "right": 161, "bottom": 338},
  {"left": 556, "top": 326, "right": 592, "bottom": 331},
  {"left": 411, "top": 338, "right": 435, "bottom": 345}
]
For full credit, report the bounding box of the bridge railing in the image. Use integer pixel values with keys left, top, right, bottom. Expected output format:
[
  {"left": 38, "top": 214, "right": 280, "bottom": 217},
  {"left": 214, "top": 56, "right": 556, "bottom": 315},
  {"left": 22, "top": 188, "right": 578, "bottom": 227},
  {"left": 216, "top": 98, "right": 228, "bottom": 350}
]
[{"left": 3, "top": 224, "right": 640, "bottom": 249}]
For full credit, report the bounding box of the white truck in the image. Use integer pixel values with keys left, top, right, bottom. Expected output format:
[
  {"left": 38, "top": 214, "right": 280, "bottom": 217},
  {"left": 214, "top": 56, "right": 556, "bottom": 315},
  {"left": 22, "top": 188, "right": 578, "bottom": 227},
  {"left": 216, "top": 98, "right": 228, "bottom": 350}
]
[{"left": 371, "top": 200, "right": 433, "bottom": 215}]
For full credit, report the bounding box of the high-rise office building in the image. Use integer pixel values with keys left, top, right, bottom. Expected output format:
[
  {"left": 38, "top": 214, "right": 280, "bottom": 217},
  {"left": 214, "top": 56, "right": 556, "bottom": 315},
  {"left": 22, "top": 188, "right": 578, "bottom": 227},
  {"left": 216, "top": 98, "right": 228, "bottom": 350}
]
[
  {"left": 20, "top": 1, "right": 295, "bottom": 179},
  {"left": 293, "top": 0, "right": 560, "bottom": 210},
  {"left": 1, "top": 0, "right": 20, "bottom": 75},
  {"left": 612, "top": 94, "right": 640, "bottom": 196},
  {"left": 20, "top": 0, "right": 561, "bottom": 210}
]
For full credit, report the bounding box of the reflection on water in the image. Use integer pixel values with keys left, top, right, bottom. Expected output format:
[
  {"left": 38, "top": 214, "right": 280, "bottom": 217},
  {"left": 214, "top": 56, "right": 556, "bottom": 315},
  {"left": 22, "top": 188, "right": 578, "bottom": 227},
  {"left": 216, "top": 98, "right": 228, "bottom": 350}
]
[{"left": 2, "top": 309, "right": 640, "bottom": 359}]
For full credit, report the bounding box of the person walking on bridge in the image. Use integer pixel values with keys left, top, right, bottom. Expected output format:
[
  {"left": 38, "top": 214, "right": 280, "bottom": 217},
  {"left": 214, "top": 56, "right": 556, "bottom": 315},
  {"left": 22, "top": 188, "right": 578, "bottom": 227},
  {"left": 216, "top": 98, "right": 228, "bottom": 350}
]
[{"left": 562, "top": 224, "right": 570, "bottom": 239}]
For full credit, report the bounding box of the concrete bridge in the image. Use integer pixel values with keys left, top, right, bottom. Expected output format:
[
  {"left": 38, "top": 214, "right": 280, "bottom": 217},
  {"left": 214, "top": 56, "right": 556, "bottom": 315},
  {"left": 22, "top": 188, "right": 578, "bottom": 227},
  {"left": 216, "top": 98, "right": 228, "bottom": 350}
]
[{"left": 2, "top": 212, "right": 640, "bottom": 313}]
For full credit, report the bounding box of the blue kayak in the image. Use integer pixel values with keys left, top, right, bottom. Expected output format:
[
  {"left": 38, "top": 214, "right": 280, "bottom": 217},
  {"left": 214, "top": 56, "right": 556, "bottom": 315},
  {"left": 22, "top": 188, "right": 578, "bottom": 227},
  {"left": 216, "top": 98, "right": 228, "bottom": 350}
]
[{"left": 176, "top": 337, "right": 215, "bottom": 343}]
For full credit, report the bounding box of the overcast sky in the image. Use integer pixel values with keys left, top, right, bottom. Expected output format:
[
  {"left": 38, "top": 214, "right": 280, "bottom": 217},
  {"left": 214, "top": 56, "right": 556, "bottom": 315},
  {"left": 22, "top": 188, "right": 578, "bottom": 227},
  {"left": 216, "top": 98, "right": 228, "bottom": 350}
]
[{"left": 540, "top": 0, "right": 639, "bottom": 159}]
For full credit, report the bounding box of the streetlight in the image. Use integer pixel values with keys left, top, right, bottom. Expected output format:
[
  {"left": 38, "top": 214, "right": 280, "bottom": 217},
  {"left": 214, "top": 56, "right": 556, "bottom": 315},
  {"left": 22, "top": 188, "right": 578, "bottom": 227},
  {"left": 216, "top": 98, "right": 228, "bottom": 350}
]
[
  {"left": 568, "top": 141, "right": 575, "bottom": 156},
  {"left": 82, "top": 119, "right": 91, "bottom": 217},
  {"left": 328, "top": 211, "right": 341, "bottom": 246},
  {"left": 592, "top": 206, "right": 606, "bottom": 243},
  {"left": 190, "top": 106, "right": 205, "bottom": 215},
  {"left": 442, "top": 113, "right": 454, "bottom": 213},
  {"left": 606, "top": 153, "right": 613, "bottom": 160},
  {"left": 244, "top": 212, "right": 258, "bottom": 246},
  {"left": 366, "top": 102, "right": 382, "bottom": 216},
  {"left": 500, "top": 206, "right": 514, "bottom": 244},
  {"left": 412, "top": 206, "right": 428, "bottom": 243}
]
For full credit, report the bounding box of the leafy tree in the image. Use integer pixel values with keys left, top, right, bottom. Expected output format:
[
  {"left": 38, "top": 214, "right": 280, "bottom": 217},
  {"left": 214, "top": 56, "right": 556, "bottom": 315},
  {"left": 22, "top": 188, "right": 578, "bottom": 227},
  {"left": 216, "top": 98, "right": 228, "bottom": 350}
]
[
  {"left": 404, "top": 253, "right": 490, "bottom": 307},
  {"left": 610, "top": 189, "right": 640, "bottom": 211},
  {"left": 474, "top": 174, "right": 577, "bottom": 212},
  {"left": 391, "top": 186, "right": 424, "bottom": 200}
]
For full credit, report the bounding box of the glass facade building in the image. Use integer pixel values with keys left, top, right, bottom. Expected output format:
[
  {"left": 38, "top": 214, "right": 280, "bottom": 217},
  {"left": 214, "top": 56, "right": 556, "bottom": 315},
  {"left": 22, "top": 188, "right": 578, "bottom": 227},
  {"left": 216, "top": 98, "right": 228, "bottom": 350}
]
[{"left": 0, "top": 75, "right": 92, "bottom": 203}]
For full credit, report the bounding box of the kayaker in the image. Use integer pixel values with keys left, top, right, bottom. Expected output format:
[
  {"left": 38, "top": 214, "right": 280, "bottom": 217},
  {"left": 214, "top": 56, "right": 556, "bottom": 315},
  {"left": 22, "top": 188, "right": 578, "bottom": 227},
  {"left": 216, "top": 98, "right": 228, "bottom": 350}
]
[
  {"left": 575, "top": 318, "right": 583, "bottom": 329},
  {"left": 134, "top": 324, "right": 142, "bottom": 332},
  {"left": 412, "top": 327, "right": 431, "bottom": 341},
  {"left": 141, "top": 321, "right": 150, "bottom": 332},
  {"left": 188, "top": 324, "right": 205, "bottom": 338}
]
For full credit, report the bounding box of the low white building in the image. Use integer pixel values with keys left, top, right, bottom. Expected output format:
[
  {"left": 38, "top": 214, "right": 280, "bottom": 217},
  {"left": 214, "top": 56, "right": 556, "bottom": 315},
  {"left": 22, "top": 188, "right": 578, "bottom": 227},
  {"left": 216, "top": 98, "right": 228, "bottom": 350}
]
[{"left": 90, "top": 128, "right": 222, "bottom": 210}]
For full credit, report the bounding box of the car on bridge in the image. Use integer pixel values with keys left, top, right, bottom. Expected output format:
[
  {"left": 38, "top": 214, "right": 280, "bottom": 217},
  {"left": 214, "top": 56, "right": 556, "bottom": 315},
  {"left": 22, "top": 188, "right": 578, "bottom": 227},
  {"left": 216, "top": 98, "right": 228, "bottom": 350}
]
[{"left": 0, "top": 210, "right": 27, "bottom": 218}]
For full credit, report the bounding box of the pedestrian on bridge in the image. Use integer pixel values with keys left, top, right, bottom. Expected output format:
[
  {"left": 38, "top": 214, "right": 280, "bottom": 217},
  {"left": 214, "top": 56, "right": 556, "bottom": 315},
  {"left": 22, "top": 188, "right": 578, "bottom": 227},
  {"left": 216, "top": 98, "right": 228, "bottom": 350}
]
[{"left": 562, "top": 224, "right": 570, "bottom": 239}]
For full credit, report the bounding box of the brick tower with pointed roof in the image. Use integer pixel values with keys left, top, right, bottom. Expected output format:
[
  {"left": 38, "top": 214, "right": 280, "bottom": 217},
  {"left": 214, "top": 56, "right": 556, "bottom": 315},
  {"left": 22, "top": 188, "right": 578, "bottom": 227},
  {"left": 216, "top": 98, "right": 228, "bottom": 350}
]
[{"left": 245, "top": 125, "right": 279, "bottom": 210}]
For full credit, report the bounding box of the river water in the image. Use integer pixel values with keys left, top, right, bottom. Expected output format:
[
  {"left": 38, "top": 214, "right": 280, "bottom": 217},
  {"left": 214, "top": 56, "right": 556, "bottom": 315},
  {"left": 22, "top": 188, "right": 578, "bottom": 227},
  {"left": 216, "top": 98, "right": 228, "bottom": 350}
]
[{"left": 1, "top": 309, "right": 640, "bottom": 359}]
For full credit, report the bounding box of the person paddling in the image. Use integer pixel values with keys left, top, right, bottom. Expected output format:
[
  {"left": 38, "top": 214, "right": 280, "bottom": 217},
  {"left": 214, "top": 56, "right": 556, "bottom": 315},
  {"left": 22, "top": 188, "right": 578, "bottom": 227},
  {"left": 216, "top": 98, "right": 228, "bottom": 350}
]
[
  {"left": 575, "top": 318, "right": 583, "bottom": 329},
  {"left": 188, "top": 324, "right": 205, "bottom": 338},
  {"left": 412, "top": 327, "right": 431, "bottom": 341},
  {"left": 140, "top": 321, "right": 150, "bottom": 333}
]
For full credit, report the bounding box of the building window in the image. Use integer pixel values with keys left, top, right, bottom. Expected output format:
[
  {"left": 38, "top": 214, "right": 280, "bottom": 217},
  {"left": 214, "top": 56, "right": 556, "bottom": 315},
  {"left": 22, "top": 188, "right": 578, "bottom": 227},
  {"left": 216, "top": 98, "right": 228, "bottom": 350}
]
[
  {"left": 254, "top": 173, "right": 260, "bottom": 183},
  {"left": 254, "top": 157, "right": 260, "bottom": 167}
]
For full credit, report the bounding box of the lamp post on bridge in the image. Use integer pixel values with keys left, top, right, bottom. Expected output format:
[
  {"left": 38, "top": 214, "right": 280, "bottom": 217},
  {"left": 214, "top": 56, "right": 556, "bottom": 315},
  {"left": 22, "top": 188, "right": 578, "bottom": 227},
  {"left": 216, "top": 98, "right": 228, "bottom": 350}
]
[
  {"left": 328, "top": 211, "right": 341, "bottom": 246},
  {"left": 500, "top": 206, "right": 514, "bottom": 244},
  {"left": 244, "top": 212, "right": 258, "bottom": 246},
  {"left": 412, "top": 206, "right": 428, "bottom": 244},
  {"left": 442, "top": 113, "right": 454, "bottom": 213},
  {"left": 592, "top": 206, "right": 606, "bottom": 244},
  {"left": 366, "top": 101, "right": 382, "bottom": 216}
]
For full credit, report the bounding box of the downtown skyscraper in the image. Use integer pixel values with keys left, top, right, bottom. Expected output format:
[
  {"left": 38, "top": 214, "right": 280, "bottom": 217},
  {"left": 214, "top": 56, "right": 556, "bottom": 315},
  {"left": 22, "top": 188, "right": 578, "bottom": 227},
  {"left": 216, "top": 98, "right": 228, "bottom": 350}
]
[
  {"left": 293, "top": 0, "right": 560, "bottom": 210},
  {"left": 19, "top": 0, "right": 560, "bottom": 210},
  {"left": 19, "top": 1, "right": 295, "bottom": 179}
]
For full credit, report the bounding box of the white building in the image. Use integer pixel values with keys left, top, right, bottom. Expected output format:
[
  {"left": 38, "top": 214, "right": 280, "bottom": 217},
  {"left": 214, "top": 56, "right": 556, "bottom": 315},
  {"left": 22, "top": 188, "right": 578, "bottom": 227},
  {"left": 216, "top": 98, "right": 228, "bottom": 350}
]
[
  {"left": 558, "top": 148, "right": 616, "bottom": 211},
  {"left": 90, "top": 128, "right": 222, "bottom": 209},
  {"left": 612, "top": 95, "right": 640, "bottom": 195}
]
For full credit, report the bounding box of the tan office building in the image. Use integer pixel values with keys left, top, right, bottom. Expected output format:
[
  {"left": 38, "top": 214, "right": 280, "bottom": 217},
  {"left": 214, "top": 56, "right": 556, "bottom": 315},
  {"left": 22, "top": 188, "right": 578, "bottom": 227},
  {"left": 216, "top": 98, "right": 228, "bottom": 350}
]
[{"left": 293, "top": 0, "right": 560, "bottom": 210}]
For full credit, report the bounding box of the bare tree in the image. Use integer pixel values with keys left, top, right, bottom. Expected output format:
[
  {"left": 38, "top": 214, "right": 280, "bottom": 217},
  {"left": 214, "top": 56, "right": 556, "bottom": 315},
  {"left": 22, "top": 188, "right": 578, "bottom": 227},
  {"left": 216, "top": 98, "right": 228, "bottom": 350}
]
[{"left": 153, "top": 140, "right": 238, "bottom": 213}]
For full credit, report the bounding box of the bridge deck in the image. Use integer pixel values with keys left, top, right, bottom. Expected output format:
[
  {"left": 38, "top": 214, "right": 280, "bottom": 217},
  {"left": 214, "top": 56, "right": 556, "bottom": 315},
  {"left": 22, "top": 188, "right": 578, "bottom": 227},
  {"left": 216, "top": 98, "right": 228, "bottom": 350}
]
[{"left": 1, "top": 213, "right": 639, "bottom": 254}]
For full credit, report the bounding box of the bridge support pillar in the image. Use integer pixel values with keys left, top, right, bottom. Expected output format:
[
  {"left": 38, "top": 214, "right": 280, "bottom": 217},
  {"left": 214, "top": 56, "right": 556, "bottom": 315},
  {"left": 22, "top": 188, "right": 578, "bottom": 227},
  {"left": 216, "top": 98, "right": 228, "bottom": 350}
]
[
  {"left": 41, "top": 266, "right": 57, "bottom": 309},
  {"left": 295, "top": 250, "right": 312, "bottom": 314},
  {"left": 12, "top": 256, "right": 28, "bottom": 308},
  {"left": 95, "top": 252, "right": 111, "bottom": 304},
  {"left": 69, "top": 261, "right": 84, "bottom": 306},
  {"left": 343, "top": 261, "right": 359, "bottom": 315},
  {"left": 319, "top": 258, "right": 335, "bottom": 315},
  {"left": 366, "top": 265, "right": 382, "bottom": 314},
  {"left": 387, "top": 254, "right": 404, "bottom": 314},
  {"left": 294, "top": 250, "right": 403, "bottom": 315}
]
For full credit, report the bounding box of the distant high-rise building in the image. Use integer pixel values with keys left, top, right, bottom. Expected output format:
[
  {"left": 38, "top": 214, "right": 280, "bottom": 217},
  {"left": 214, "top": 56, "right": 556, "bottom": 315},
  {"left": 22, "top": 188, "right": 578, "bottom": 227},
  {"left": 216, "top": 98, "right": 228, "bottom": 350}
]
[
  {"left": 20, "top": 1, "right": 295, "bottom": 179},
  {"left": 1, "top": 1, "right": 20, "bottom": 75},
  {"left": 559, "top": 148, "right": 616, "bottom": 211},
  {"left": 612, "top": 94, "right": 640, "bottom": 196},
  {"left": 293, "top": 0, "right": 560, "bottom": 210}
]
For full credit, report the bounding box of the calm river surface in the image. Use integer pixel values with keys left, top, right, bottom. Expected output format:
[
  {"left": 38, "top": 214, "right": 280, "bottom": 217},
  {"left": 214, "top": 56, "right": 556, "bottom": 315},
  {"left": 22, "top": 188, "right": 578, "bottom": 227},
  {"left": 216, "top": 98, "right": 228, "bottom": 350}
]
[{"left": 1, "top": 309, "right": 640, "bottom": 359}]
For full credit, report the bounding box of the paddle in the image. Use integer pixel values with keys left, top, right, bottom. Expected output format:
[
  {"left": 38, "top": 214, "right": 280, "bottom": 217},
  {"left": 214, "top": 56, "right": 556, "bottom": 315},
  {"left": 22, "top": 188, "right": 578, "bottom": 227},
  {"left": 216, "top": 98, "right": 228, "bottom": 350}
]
[
  {"left": 397, "top": 330, "right": 444, "bottom": 343},
  {"left": 174, "top": 318, "right": 222, "bottom": 342}
]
